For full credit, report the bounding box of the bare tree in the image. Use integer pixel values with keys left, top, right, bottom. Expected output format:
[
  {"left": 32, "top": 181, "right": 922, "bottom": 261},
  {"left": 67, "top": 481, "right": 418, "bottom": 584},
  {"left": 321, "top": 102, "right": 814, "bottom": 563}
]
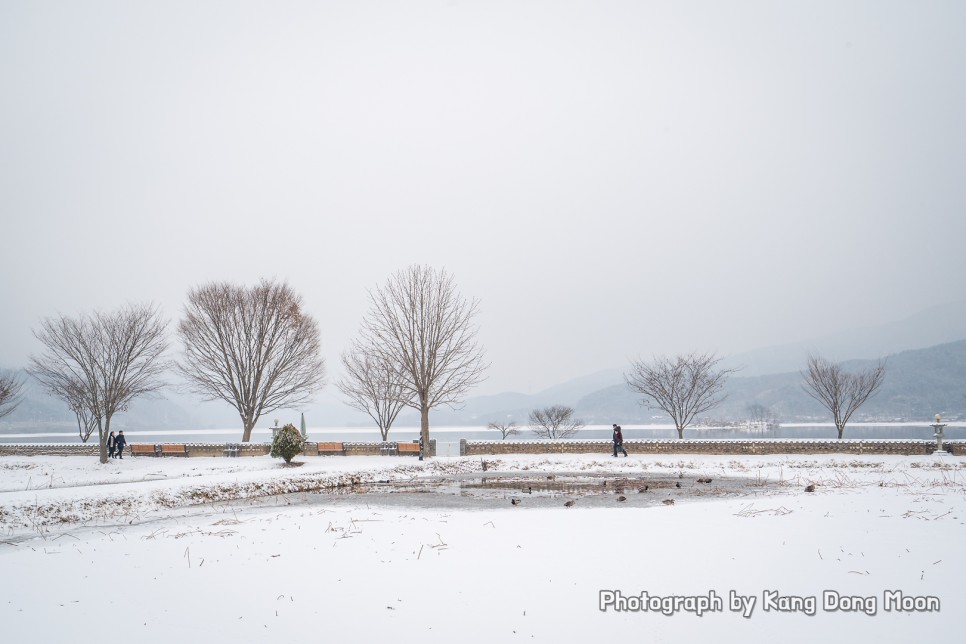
[
  {"left": 488, "top": 420, "right": 519, "bottom": 440},
  {"left": 802, "top": 354, "right": 886, "bottom": 439},
  {"left": 528, "top": 405, "right": 583, "bottom": 439},
  {"left": 177, "top": 280, "right": 326, "bottom": 443},
  {"left": 337, "top": 340, "right": 406, "bottom": 441},
  {"left": 0, "top": 371, "right": 25, "bottom": 420},
  {"left": 745, "top": 403, "right": 779, "bottom": 437},
  {"left": 65, "top": 379, "right": 100, "bottom": 443},
  {"left": 625, "top": 352, "right": 736, "bottom": 439},
  {"left": 359, "top": 265, "right": 487, "bottom": 453},
  {"left": 28, "top": 304, "right": 168, "bottom": 462}
]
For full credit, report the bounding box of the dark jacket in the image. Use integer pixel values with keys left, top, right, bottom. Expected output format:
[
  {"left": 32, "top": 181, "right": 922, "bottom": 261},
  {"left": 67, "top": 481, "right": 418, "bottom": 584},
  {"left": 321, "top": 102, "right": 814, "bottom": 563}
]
[
  {"left": 613, "top": 428, "right": 624, "bottom": 444},
  {"left": 107, "top": 434, "right": 116, "bottom": 449},
  {"left": 115, "top": 433, "right": 127, "bottom": 450}
]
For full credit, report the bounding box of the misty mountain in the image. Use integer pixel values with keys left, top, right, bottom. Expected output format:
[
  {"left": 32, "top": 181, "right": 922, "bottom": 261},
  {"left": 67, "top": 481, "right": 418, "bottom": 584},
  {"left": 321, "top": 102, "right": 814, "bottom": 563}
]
[
  {"left": 409, "top": 339, "right": 966, "bottom": 426},
  {"left": 720, "top": 299, "right": 966, "bottom": 376},
  {"left": 575, "top": 340, "right": 966, "bottom": 424}
]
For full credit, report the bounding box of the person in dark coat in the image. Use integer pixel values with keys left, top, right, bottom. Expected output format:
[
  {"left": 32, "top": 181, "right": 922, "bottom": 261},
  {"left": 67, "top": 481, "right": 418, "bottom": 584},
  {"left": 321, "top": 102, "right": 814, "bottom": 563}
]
[
  {"left": 612, "top": 424, "right": 628, "bottom": 457},
  {"left": 107, "top": 431, "right": 117, "bottom": 459},
  {"left": 115, "top": 430, "right": 127, "bottom": 459}
]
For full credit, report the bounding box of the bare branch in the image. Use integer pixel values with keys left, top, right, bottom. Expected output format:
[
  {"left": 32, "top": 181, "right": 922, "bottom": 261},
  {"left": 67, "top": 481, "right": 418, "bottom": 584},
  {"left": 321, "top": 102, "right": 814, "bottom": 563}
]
[
  {"left": 625, "top": 352, "right": 736, "bottom": 438},
  {"left": 28, "top": 304, "right": 169, "bottom": 461},
  {"left": 358, "top": 265, "right": 488, "bottom": 451},
  {"left": 528, "top": 405, "right": 583, "bottom": 439},
  {"left": 176, "top": 279, "right": 326, "bottom": 442},
  {"left": 801, "top": 354, "right": 886, "bottom": 439},
  {"left": 336, "top": 340, "right": 407, "bottom": 441},
  {"left": 487, "top": 420, "right": 519, "bottom": 440},
  {"left": 0, "top": 371, "right": 25, "bottom": 420}
]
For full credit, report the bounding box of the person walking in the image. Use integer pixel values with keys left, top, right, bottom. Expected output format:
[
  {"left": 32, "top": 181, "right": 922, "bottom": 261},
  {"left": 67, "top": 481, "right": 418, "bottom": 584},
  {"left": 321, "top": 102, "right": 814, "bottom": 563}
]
[
  {"left": 612, "top": 424, "right": 628, "bottom": 457},
  {"left": 107, "top": 431, "right": 117, "bottom": 459},
  {"left": 115, "top": 430, "right": 127, "bottom": 459}
]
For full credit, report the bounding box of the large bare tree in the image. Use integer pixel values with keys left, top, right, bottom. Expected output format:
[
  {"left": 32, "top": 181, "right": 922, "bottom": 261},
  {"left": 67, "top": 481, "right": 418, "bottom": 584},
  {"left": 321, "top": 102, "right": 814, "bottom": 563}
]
[
  {"left": 625, "top": 352, "right": 736, "bottom": 439},
  {"left": 337, "top": 340, "right": 407, "bottom": 441},
  {"left": 0, "top": 371, "right": 25, "bottom": 420},
  {"left": 802, "top": 354, "right": 886, "bottom": 439},
  {"left": 177, "top": 280, "right": 326, "bottom": 442},
  {"left": 28, "top": 304, "right": 168, "bottom": 462},
  {"left": 359, "top": 265, "right": 487, "bottom": 453},
  {"left": 528, "top": 405, "right": 583, "bottom": 439}
]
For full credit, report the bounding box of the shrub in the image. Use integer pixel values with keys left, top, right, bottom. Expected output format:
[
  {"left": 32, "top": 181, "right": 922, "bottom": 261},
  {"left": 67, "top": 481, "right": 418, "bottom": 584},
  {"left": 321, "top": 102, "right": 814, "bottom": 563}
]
[{"left": 270, "top": 423, "right": 304, "bottom": 464}]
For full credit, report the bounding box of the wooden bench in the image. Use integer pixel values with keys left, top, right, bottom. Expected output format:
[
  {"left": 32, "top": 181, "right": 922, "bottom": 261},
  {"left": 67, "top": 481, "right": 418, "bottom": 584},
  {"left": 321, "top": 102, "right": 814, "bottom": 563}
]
[
  {"left": 160, "top": 443, "right": 188, "bottom": 457},
  {"left": 396, "top": 442, "right": 421, "bottom": 456},
  {"left": 316, "top": 441, "right": 346, "bottom": 456},
  {"left": 130, "top": 443, "right": 158, "bottom": 457}
]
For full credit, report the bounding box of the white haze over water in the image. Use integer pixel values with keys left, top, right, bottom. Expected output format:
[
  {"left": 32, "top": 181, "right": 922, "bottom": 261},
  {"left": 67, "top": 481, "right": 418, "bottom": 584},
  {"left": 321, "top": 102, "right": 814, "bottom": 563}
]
[{"left": 1, "top": 1, "right": 964, "bottom": 397}]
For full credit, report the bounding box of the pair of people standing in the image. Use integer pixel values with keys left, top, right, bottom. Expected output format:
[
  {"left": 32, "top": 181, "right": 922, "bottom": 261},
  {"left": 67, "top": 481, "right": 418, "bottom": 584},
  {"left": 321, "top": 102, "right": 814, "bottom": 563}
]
[
  {"left": 612, "top": 424, "right": 628, "bottom": 457},
  {"left": 107, "top": 430, "right": 127, "bottom": 459}
]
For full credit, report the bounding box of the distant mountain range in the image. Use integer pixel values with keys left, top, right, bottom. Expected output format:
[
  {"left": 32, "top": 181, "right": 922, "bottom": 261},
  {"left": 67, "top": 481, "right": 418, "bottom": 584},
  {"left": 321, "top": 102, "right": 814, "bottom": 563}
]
[{"left": 2, "top": 300, "right": 964, "bottom": 432}]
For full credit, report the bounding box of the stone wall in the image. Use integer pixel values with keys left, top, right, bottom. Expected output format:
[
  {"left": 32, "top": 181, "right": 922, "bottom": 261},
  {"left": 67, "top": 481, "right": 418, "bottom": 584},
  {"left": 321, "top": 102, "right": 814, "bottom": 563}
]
[
  {"left": 947, "top": 442, "right": 966, "bottom": 456},
  {"left": 1, "top": 439, "right": 955, "bottom": 458},
  {"left": 0, "top": 439, "right": 437, "bottom": 458},
  {"left": 459, "top": 439, "right": 959, "bottom": 457},
  {"left": 0, "top": 443, "right": 101, "bottom": 457},
  {"left": 342, "top": 439, "right": 435, "bottom": 457}
]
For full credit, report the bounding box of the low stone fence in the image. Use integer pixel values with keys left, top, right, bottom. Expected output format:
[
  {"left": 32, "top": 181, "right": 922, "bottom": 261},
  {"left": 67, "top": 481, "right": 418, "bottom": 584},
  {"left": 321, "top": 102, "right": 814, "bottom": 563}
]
[
  {"left": 0, "top": 443, "right": 102, "bottom": 457},
  {"left": 1, "top": 439, "right": 956, "bottom": 458},
  {"left": 0, "top": 439, "right": 437, "bottom": 458},
  {"left": 947, "top": 442, "right": 966, "bottom": 456},
  {"left": 459, "top": 439, "right": 961, "bottom": 457},
  {"left": 342, "top": 440, "right": 435, "bottom": 457}
]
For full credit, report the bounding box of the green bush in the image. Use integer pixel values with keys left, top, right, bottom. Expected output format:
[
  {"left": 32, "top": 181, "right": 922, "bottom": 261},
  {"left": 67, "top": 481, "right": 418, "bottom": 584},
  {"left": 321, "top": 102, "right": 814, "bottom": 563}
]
[{"left": 270, "top": 423, "right": 304, "bottom": 464}]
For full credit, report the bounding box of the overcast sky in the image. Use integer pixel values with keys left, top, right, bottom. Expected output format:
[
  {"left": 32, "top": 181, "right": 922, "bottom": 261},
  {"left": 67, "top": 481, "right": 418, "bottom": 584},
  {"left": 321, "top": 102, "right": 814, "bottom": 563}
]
[{"left": 1, "top": 1, "right": 964, "bottom": 396}]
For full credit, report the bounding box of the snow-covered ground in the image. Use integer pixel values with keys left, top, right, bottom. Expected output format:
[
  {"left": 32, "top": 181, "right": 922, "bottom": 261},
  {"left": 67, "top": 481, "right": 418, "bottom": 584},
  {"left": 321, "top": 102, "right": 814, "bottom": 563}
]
[{"left": 1, "top": 452, "right": 964, "bottom": 643}]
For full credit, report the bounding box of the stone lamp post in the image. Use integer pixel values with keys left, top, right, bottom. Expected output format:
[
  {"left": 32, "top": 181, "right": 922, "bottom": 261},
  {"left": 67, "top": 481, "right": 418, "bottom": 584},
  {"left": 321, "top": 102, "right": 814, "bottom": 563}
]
[{"left": 930, "top": 414, "right": 947, "bottom": 453}]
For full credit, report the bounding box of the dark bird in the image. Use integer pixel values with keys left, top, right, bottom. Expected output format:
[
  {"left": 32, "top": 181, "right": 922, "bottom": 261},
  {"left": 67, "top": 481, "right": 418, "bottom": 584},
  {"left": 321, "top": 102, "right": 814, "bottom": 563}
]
[
  {"left": 564, "top": 500, "right": 576, "bottom": 507},
  {"left": 805, "top": 484, "right": 816, "bottom": 493},
  {"left": 638, "top": 485, "right": 649, "bottom": 493},
  {"left": 617, "top": 496, "right": 626, "bottom": 502},
  {"left": 675, "top": 482, "right": 681, "bottom": 488},
  {"left": 510, "top": 498, "right": 521, "bottom": 505},
  {"left": 662, "top": 499, "right": 675, "bottom": 505}
]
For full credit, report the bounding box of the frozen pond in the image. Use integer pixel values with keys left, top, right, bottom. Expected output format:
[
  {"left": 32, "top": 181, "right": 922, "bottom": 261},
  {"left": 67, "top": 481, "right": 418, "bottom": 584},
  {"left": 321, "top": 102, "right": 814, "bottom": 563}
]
[{"left": 305, "top": 469, "right": 786, "bottom": 510}]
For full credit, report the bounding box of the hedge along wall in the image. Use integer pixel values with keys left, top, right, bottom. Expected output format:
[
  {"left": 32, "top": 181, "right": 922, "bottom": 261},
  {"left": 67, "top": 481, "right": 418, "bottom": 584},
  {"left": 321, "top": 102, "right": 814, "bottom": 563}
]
[{"left": 459, "top": 439, "right": 960, "bottom": 457}]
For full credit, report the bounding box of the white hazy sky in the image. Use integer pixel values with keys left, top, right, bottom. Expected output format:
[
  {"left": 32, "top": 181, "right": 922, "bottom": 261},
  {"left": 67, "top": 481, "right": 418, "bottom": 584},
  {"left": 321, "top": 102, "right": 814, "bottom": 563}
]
[{"left": 1, "top": 1, "right": 964, "bottom": 396}]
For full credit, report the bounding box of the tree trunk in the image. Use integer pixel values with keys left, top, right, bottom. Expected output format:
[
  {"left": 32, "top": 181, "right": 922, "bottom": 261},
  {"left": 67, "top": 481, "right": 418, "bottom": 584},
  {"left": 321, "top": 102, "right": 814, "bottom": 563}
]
[
  {"left": 242, "top": 417, "right": 255, "bottom": 443},
  {"left": 99, "top": 418, "right": 108, "bottom": 464},
  {"left": 676, "top": 425, "right": 684, "bottom": 439},
  {"left": 837, "top": 424, "right": 845, "bottom": 439},
  {"left": 420, "top": 404, "right": 430, "bottom": 458}
]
